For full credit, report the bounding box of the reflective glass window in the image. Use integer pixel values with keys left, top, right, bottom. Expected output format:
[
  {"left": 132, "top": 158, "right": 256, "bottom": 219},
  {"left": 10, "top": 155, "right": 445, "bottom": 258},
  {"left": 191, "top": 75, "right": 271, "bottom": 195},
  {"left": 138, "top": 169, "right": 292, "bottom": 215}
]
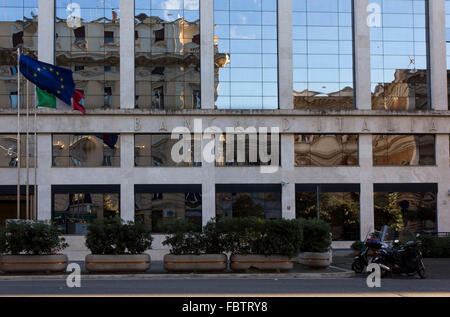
[
  {"left": 216, "top": 185, "right": 282, "bottom": 219},
  {"left": 294, "top": 134, "right": 358, "bottom": 166},
  {"left": 135, "top": 0, "right": 200, "bottom": 110},
  {"left": 0, "top": 186, "right": 36, "bottom": 226},
  {"left": 214, "top": 0, "right": 278, "bottom": 109},
  {"left": 370, "top": 0, "right": 429, "bottom": 110},
  {"left": 374, "top": 187, "right": 437, "bottom": 233},
  {"left": 446, "top": 0, "right": 450, "bottom": 109},
  {"left": 372, "top": 134, "right": 435, "bottom": 166},
  {"left": 0, "top": 0, "right": 38, "bottom": 110},
  {"left": 52, "top": 185, "right": 120, "bottom": 234},
  {"left": 135, "top": 185, "right": 202, "bottom": 233},
  {"left": 215, "top": 133, "right": 280, "bottom": 167},
  {"left": 52, "top": 134, "right": 120, "bottom": 167},
  {"left": 135, "top": 133, "right": 201, "bottom": 167},
  {"left": 55, "top": 0, "right": 120, "bottom": 109},
  {"left": 295, "top": 184, "right": 360, "bottom": 241},
  {"left": 293, "top": 0, "right": 354, "bottom": 110},
  {"left": 0, "top": 134, "right": 36, "bottom": 167}
]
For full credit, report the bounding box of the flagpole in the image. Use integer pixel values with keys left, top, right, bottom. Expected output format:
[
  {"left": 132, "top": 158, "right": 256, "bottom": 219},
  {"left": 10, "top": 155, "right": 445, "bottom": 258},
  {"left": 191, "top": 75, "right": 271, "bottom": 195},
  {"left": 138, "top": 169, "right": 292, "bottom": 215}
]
[
  {"left": 26, "top": 79, "right": 30, "bottom": 220},
  {"left": 16, "top": 47, "right": 21, "bottom": 220},
  {"left": 34, "top": 85, "right": 37, "bottom": 220}
]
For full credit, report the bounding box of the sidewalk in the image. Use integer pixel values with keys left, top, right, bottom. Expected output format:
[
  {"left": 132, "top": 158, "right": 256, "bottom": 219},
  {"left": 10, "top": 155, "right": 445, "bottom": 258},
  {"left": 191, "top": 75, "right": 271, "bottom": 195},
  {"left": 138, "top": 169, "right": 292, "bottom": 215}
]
[{"left": 0, "top": 261, "right": 355, "bottom": 280}]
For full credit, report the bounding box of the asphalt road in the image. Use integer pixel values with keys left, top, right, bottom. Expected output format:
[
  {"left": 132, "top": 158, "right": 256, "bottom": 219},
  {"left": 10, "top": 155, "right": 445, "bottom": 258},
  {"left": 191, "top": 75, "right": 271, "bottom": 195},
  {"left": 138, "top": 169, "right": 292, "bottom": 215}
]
[{"left": 0, "top": 277, "right": 450, "bottom": 296}]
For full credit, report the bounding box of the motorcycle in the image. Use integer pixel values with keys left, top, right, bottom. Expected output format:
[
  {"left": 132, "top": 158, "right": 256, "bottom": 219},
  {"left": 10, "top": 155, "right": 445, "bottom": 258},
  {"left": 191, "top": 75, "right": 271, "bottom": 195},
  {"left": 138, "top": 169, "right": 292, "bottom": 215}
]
[
  {"left": 351, "top": 226, "right": 391, "bottom": 273},
  {"left": 372, "top": 239, "right": 426, "bottom": 279}
]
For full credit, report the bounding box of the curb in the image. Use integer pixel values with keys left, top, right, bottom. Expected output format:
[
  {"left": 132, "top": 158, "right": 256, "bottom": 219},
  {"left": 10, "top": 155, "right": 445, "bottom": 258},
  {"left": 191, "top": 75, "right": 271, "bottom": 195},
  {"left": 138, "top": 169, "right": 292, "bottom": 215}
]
[{"left": 0, "top": 266, "right": 355, "bottom": 280}]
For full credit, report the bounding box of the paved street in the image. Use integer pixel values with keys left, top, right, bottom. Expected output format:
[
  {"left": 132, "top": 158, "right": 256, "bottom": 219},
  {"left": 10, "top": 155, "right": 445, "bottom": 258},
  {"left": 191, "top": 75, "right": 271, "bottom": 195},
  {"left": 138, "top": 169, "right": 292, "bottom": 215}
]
[{"left": 0, "top": 277, "right": 449, "bottom": 296}]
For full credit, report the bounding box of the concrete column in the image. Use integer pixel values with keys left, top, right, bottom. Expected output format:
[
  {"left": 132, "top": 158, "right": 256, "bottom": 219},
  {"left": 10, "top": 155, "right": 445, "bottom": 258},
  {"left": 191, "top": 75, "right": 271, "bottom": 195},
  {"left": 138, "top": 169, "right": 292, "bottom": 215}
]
[
  {"left": 281, "top": 134, "right": 295, "bottom": 219},
  {"left": 120, "top": 134, "right": 135, "bottom": 221},
  {"left": 436, "top": 134, "right": 450, "bottom": 232},
  {"left": 37, "top": 185, "right": 51, "bottom": 220},
  {"left": 353, "top": 0, "right": 371, "bottom": 110},
  {"left": 120, "top": 0, "right": 135, "bottom": 109},
  {"left": 201, "top": 134, "right": 216, "bottom": 226},
  {"left": 36, "top": 134, "right": 52, "bottom": 220},
  {"left": 38, "top": 0, "right": 54, "bottom": 63},
  {"left": 359, "top": 134, "right": 374, "bottom": 239},
  {"left": 200, "top": 0, "right": 215, "bottom": 109},
  {"left": 278, "top": 0, "right": 293, "bottom": 110},
  {"left": 428, "top": 0, "right": 448, "bottom": 110}
]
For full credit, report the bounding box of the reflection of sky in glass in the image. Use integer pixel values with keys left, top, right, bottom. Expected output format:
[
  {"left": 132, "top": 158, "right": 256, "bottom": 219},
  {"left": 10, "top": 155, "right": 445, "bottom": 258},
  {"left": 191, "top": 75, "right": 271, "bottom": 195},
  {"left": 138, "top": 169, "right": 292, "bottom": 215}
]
[
  {"left": 370, "top": 0, "right": 427, "bottom": 92},
  {"left": 292, "top": 0, "right": 353, "bottom": 103},
  {"left": 214, "top": 0, "right": 278, "bottom": 110}
]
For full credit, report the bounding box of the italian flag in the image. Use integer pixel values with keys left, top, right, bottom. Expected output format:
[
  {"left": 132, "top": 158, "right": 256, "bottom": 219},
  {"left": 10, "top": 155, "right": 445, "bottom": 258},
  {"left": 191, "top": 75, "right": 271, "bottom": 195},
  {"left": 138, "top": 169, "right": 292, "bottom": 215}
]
[{"left": 36, "top": 87, "right": 86, "bottom": 114}]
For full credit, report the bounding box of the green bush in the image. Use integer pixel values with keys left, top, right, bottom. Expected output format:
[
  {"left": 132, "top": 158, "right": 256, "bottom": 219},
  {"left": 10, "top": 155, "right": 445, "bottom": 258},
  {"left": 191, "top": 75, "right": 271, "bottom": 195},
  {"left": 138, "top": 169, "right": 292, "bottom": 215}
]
[
  {"left": 298, "top": 218, "right": 331, "bottom": 253},
  {"left": 351, "top": 240, "right": 365, "bottom": 252},
  {"left": 417, "top": 235, "right": 450, "bottom": 258},
  {"left": 0, "top": 220, "right": 68, "bottom": 255},
  {"left": 85, "top": 217, "right": 152, "bottom": 255},
  {"left": 162, "top": 219, "right": 204, "bottom": 255}
]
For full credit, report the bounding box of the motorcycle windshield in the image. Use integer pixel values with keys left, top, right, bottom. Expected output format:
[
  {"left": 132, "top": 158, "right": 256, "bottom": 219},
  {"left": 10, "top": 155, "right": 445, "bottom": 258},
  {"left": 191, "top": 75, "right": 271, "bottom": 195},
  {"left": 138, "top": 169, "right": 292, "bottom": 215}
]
[{"left": 380, "top": 225, "right": 396, "bottom": 242}]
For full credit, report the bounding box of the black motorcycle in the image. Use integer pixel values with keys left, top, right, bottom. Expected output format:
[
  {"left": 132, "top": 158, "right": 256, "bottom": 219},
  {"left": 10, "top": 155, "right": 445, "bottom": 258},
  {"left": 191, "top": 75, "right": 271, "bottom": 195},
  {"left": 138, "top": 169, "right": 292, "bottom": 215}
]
[{"left": 372, "top": 240, "right": 426, "bottom": 279}]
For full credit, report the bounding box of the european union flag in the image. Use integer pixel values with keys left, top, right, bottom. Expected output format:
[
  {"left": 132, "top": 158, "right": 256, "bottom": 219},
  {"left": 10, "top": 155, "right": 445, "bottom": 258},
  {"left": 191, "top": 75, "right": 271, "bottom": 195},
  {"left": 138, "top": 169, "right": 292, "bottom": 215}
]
[{"left": 19, "top": 55, "right": 75, "bottom": 105}]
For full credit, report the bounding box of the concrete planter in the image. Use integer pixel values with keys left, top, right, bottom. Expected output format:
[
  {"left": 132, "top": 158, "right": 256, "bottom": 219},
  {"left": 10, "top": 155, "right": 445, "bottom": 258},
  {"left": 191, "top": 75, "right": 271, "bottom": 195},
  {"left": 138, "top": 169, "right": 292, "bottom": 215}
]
[
  {"left": 298, "top": 251, "right": 332, "bottom": 268},
  {"left": 164, "top": 254, "right": 227, "bottom": 272},
  {"left": 0, "top": 254, "right": 68, "bottom": 273},
  {"left": 230, "top": 254, "right": 293, "bottom": 272},
  {"left": 85, "top": 254, "right": 151, "bottom": 273}
]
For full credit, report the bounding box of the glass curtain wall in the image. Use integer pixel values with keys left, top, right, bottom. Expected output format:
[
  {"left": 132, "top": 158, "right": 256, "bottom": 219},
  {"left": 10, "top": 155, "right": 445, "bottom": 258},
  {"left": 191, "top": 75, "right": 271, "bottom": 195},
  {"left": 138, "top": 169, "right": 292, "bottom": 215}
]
[
  {"left": 214, "top": 0, "right": 278, "bottom": 109},
  {"left": 370, "top": 0, "right": 429, "bottom": 110},
  {"left": 292, "top": 0, "right": 354, "bottom": 110},
  {"left": 0, "top": 0, "right": 38, "bottom": 110},
  {"left": 55, "top": 0, "right": 120, "bottom": 109},
  {"left": 135, "top": 0, "right": 200, "bottom": 110}
]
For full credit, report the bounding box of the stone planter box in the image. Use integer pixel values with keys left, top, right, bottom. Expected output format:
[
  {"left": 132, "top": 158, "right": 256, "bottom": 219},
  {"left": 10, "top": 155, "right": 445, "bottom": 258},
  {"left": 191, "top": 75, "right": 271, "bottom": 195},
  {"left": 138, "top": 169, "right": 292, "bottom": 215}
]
[
  {"left": 0, "top": 254, "right": 68, "bottom": 273},
  {"left": 297, "top": 251, "right": 332, "bottom": 268},
  {"left": 164, "top": 254, "right": 227, "bottom": 272},
  {"left": 230, "top": 254, "right": 293, "bottom": 272},
  {"left": 85, "top": 254, "right": 150, "bottom": 273}
]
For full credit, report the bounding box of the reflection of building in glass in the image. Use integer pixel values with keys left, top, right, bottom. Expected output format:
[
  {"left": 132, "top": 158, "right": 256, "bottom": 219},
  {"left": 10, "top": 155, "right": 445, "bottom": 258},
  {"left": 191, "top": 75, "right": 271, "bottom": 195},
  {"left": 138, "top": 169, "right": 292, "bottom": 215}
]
[
  {"left": 294, "top": 135, "right": 358, "bottom": 166},
  {"left": 55, "top": 1, "right": 120, "bottom": 109},
  {"left": 0, "top": 8, "right": 37, "bottom": 109},
  {"left": 52, "top": 134, "right": 120, "bottom": 167},
  {"left": 372, "top": 135, "right": 435, "bottom": 166},
  {"left": 135, "top": 13, "right": 200, "bottom": 110}
]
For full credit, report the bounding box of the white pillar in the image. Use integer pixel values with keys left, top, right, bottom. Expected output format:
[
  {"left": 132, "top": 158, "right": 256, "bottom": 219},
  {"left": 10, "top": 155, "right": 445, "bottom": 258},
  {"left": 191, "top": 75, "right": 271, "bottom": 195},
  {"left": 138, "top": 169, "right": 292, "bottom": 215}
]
[
  {"left": 201, "top": 134, "right": 216, "bottom": 226},
  {"left": 278, "top": 0, "right": 293, "bottom": 110},
  {"left": 353, "top": 0, "right": 371, "bottom": 110},
  {"left": 38, "top": 0, "right": 54, "bottom": 63},
  {"left": 281, "top": 134, "right": 295, "bottom": 219},
  {"left": 120, "top": 134, "right": 135, "bottom": 221},
  {"left": 436, "top": 134, "right": 450, "bottom": 232},
  {"left": 200, "top": 0, "right": 215, "bottom": 109},
  {"left": 120, "top": 0, "right": 135, "bottom": 109},
  {"left": 37, "top": 184, "right": 51, "bottom": 220},
  {"left": 359, "top": 134, "right": 374, "bottom": 239},
  {"left": 428, "top": 0, "right": 448, "bottom": 110}
]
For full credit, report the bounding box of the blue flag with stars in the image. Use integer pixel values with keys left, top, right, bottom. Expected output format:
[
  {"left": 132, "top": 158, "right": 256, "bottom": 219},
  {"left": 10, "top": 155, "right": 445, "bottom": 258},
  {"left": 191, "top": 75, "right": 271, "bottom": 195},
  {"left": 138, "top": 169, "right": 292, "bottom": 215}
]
[{"left": 19, "top": 55, "right": 75, "bottom": 106}]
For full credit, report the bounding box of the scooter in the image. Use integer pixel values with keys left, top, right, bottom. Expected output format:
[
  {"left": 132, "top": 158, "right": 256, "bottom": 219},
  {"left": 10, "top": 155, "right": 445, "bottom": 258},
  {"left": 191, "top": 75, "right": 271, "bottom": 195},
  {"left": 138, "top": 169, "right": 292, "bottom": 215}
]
[
  {"left": 372, "top": 240, "right": 426, "bottom": 279},
  {"left": 351, "top": 232, "right": 384, "bottom": 273}
]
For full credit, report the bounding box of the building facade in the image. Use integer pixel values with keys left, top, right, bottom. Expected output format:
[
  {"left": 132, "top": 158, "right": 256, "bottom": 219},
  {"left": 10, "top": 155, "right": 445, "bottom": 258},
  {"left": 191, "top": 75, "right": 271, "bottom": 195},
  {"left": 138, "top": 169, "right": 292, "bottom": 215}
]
[{"left": 0, "top": 0, "right": 449, "bottom": 258}]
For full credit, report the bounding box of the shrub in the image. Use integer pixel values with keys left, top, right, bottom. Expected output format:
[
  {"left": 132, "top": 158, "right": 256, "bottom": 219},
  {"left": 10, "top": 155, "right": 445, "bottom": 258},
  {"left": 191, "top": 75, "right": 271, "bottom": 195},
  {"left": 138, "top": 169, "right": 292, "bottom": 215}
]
[
  {"left": 417, "top": 235, "right": 450, "bottom": 258},
  {"left": 85, "top": 217, "right": 152, "bottom": 255},
  {"left": 298, "top": 218, "right": 331, "bottom": 253},
  {"left": 351, "top": 240, "right": 365, "bottom": 252},
  {"left": 217, "top": 217, "right": 303, "bottom": 258},
  {"left": 162, "top": 219, "right": 204, "bottom": 255},
  {"left": 0, "top": 220, "right": 68, "bottom": 255}
]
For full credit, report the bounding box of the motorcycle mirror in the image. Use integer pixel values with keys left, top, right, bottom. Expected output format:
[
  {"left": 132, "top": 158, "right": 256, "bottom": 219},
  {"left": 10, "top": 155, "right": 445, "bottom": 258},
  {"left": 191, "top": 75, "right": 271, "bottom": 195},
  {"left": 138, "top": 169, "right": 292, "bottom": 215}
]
[
  {"left": 394, "top": 240, "right": 399, "bottom": 243},
  {"left": 416, "top": 233, "right": 420, "bottom": 238}
]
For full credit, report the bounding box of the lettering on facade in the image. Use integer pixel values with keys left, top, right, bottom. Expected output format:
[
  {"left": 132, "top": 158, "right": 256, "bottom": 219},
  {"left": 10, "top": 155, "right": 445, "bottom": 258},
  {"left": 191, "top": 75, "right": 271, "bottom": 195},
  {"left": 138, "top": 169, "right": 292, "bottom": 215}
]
[
  {"left": 429, "top": 119, "right": 437, "bottom": 132},
  {"left": 134, "top": 118, "right": 141, "bottom": 131},
  {"left": 336, "top": 117, "right": 343, "bottom": 132},
  {"left": 159, "top": 120, "right": 167, "bottom": 132},
  {"left": 362, "top": 119, "right": 370, "bottom": 132}
]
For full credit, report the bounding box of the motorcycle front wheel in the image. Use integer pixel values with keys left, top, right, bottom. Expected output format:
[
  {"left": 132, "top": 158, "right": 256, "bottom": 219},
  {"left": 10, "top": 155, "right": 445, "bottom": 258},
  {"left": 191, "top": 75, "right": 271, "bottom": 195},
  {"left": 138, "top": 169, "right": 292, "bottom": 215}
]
[{"left": 417, "top": 258, "right": 426, "bottom": 279}]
